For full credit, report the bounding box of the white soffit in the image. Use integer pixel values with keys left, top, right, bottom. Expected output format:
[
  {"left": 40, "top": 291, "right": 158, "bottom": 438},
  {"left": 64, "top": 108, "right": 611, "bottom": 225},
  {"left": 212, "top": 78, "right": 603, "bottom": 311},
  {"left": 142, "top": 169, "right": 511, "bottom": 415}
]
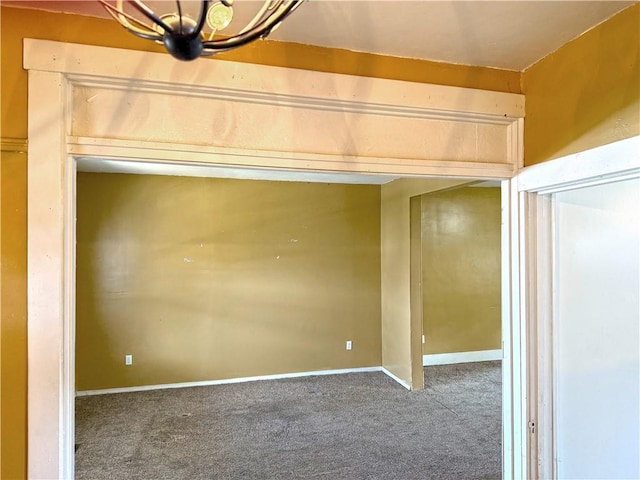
[
  {"left": 469, "top": 180, "right": 501, "bottom": 187},
  {"left": 76, "top": 158, "right": 400, "bottom": 185},
  {"left": 4, "top": 0, "right": 635, "bottom": 71}
]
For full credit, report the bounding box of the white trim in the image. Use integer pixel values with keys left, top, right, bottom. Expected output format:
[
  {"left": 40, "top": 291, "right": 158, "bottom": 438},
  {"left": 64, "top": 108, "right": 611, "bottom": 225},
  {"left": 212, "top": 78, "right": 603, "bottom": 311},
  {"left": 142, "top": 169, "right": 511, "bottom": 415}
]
[
  {"left": 511, "top": 184, "right": 529, "bottom": 479},
  {"left": 70, "top": 136, "right": 516, "bottom": 179},
  {"left": 76, "top": 367, "right": 384, "bottom": 397},
  {"left": 524, "top": 192, "right": 555, "bottom": 480},
  {"left": 27, "top": 70, "right": 69, "bottom": 480},
  {"left": 503, "top": 178, "right": 525, "bottom": 480},
  {"left": 23, "top": 41, "right": 524, "bottom": 119},
  {"left": 422, "top": 349, "right": 502, "bottom": 366},
  {"left": 515, "top": 135, "right": 640, "bottom": 480},
  {"left": 517, "top": 136, "right": 640, "bottom": 194},
  {"left": 61, "top": 155, "right": 76, "bottom": 480},
  {"left": 381, "top": 368, "right": 412, "bottom": 390}
]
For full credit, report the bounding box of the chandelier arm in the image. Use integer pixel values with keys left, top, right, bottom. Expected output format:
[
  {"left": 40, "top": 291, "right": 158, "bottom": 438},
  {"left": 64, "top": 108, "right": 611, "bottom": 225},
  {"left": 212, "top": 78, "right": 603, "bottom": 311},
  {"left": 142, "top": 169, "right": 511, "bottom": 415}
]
[
  {"left": 130, "top": 0, "right": 175, "bottom": 34},
  {"left": 239, "top": 0, "right": 278, "bottom": 35},
  {"left": 202, "top": 1, "right": 302, "bottom": 52},
  {"left": 193, "top": 0, "right": 210, "bottom": 37},
  {"left": 99, "top": 0, "right": 163, "bottom": 40},
  {"left": 175, "top": 0, "right": 183, "bottom": 34},
  {"left": 266, "top": 0, "right": 284, "bottom": 12}
]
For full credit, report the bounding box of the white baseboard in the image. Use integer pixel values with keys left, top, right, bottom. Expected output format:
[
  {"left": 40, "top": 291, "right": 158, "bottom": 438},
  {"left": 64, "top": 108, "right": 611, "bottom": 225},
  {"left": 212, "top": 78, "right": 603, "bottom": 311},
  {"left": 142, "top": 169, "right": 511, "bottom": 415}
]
[
  {"left": 422, "top": 349, "right": 502, "bottom": 366},
  {"left": 381, "top": 367, "right": 411, "bottom": 390},
  {"left": 75, "top": 366, "right": 383, "bottom": 397}
]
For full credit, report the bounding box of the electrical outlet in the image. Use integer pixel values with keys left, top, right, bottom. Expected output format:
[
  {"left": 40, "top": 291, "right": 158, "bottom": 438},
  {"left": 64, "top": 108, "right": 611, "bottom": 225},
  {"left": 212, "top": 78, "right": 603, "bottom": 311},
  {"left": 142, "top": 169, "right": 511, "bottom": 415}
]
[
  {"left": 125, "top": 354, "right": 133, "bottom": 366},
  {"left": 346, "top": 340, "right": 352, "bottom": 350},
  {"left": 422, "top": 335, "right": 425, "bottom": 344}
]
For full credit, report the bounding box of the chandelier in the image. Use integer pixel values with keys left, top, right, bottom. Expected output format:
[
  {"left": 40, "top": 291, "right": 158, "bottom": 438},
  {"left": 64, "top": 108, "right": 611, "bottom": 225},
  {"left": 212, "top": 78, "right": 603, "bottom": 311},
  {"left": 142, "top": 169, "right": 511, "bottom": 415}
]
[{"left": 99, "top": 0, "right": 305, "bottom": 61}]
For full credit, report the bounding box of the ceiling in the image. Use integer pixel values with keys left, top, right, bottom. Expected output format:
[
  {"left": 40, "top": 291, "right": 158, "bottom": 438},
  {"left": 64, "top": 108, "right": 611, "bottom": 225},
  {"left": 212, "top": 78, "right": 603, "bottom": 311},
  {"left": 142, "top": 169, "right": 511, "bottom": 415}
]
[
  {"left": 3, "top": 1, "right": 636, "bottom": 71},
  {"left": 271, "top": 0, "right": 635, "bottom": 70}
]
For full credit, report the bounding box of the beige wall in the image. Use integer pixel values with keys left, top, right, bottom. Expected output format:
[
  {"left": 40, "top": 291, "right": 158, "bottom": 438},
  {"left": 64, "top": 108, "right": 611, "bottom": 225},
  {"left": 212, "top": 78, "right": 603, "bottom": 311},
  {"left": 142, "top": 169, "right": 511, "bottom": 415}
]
[
  {"left": 76, "top": 173, "right": 381, "bottom": 390},
  {"left": 421, "top": 187, "right": 502, "bottom": 355},
  {"left": 522, "top": 4, "right": 639, "bottom": 165}
]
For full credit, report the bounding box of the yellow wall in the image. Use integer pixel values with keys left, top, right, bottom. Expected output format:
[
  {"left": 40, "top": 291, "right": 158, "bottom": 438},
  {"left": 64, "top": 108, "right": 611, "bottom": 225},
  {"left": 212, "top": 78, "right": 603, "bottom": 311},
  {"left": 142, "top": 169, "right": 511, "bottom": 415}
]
[
  {"left": 381, "top": 178, "right": 470, "bottom": 389},
  {"left": 421, "top": 187, "right": 502, "bottom": 355},
  {"left": 522, "top": 4, "right": 640, "bottom": 165},
  {"left": 0, "top": 148, "right": 27, "bottom": 480},
  {"left": 76, "top": 173, "right": 381, "bottom": 390}
]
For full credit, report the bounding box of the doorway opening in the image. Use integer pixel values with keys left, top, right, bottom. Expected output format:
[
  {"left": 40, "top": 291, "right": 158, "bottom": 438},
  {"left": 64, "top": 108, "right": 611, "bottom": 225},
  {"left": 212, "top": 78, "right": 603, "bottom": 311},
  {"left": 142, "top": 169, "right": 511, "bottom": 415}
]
[
  {"left": 73, "top": 167, "right": 508, "bottom": 479},
  {"left": 412, "top": 182, "right": 504, "bottom": 479},
  {"left": 25, "top": 38, "right": 526, "bottom": 479}
]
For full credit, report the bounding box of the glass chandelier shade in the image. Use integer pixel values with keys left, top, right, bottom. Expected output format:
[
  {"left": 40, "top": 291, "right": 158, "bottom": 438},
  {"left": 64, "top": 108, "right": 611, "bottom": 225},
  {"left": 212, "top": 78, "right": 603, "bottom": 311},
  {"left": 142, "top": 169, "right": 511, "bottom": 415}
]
[{"left": 99, "top": 0, "right": 305, "bottom": 61}]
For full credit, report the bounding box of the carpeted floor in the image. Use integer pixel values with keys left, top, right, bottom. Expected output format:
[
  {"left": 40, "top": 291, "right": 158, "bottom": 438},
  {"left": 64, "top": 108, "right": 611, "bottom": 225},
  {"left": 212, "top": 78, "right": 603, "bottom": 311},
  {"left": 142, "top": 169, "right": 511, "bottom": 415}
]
[{"left": 76, "top": 362, "right": 502, "bottom": 480}]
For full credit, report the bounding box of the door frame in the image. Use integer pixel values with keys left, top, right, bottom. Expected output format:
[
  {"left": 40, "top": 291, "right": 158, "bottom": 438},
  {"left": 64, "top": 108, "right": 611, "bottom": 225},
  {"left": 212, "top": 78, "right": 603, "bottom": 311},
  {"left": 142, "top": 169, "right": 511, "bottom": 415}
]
[
  {"left": 515, "top": 135, "right": 640, "bottom": 479},
  {"left": 24, "top": 39, "right": 527, "bottom": 479}
]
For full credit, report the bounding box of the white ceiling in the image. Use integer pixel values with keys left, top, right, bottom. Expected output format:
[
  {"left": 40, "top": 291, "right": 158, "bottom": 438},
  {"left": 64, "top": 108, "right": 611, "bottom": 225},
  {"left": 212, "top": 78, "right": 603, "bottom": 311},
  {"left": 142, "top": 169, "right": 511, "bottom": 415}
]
[
  {"left": 272, "top": 0, "right": 635, "bottom": 70},
  {"left": 4, "top": 1, "right": 635, "bottom": 70}
]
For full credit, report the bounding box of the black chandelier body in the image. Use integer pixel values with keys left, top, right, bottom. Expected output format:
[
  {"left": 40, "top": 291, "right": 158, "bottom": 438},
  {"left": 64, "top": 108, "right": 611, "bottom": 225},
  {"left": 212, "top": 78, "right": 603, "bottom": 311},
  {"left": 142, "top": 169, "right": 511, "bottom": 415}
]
[{"left": 99, "top": 0, "right": 305, "bottom": 61}]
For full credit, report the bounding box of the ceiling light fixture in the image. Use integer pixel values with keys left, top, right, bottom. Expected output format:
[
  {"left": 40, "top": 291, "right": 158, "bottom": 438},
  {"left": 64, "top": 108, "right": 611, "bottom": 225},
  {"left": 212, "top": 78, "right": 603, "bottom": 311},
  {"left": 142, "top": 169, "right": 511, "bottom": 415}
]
[{"left": 99, "top": 0, "right": 305, "bottom": 61}]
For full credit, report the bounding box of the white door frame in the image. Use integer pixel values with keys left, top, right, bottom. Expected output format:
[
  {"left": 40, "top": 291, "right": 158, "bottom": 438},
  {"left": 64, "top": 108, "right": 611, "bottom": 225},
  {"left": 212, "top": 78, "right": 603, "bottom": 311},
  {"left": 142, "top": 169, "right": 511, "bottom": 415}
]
[
  {"left": 515, "top": 136, "right": 640, "bottom": 479},
  {"left": 24, "top": 39, "right": 527, "bottom": 480}
]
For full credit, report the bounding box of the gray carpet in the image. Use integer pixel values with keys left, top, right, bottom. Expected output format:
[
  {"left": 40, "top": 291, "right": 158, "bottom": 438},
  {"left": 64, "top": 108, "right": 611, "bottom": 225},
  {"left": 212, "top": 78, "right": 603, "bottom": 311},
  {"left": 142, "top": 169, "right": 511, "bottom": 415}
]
[{"left": 76, "top": 362, "right": 502, "bottom": 480}]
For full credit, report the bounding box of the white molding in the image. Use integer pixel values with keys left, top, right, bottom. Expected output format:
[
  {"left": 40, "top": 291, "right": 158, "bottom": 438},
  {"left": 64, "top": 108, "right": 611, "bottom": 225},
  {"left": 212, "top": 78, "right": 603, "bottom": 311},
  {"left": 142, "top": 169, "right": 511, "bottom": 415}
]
[
  {"left": 515, "top": 137, "right": 640, "bottom": 480},
  {"left": 76, "top": 367, "right": 384, "bottom": 397},
  {"left": 422, "top": 349, "right": 502, "bottom": 366},
  {"left": 66, "top": 74, "right": 517, "bottom": 126},
  {"left": 23, "top": 40, "right": 524, "bottom": 120},
  {"left": 62, "top": 154, "right": 76, "bottom": 479},
  {"left": 503, "top": 178, "right": 526, "bottom": 480},
  {"left": 381, "top": 368, "right": 412, "bottom": 390},
  {"left": 27, "top": 70, "right": 69, "bottom": 480},
  {"left": 517, "top": 136, "right": 640, "bottom": 194},
  {"left": 69, "top": 136, "right": 516, "bottom": 179},
  {"left": 533, "top": 193, "right": 555, "bottom": 480}
]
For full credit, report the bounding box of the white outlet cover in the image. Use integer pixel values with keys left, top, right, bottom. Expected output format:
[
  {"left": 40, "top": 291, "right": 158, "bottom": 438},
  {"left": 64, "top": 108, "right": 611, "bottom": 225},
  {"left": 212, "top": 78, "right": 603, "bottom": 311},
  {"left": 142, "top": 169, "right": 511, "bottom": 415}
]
[
  {"left": 346, "top": 341, "right": 352, "bottom": 350},
  {"left": 125, "top": 354, "right": 133, "bottom": 365}
]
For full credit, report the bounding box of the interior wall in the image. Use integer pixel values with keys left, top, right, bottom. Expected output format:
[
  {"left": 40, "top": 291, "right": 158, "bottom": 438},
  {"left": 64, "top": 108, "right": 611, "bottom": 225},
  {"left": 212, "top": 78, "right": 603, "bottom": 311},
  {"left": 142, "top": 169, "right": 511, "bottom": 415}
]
[
  {"left": 0, "top": 7, "right": 522, "bottom": 473},
  {"left": 381, "top": 178, "right": 470, "bottom": 389},
  {"left": 554, "top": 178, "right": 639, "bottom": 479},
  {"left": 522, "top": 3, "right": 639, "bottom": 166},
  {"left": 409, "top": 196, "right": 424, "bottom": 388},
  {"left": 421, "top": 187, "right": 501, "bottom": 355},
  {"left": 0, "top": 148, "right": 27, "bottom": 480},
  {"left": 76, "top": 173, "right": 381, "bottom": 390}
]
